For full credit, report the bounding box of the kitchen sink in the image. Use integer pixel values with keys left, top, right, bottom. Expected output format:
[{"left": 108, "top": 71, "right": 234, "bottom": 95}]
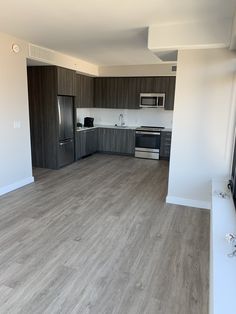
[{"left": 114, "top": 125, "right": 128, "bottom": 128}]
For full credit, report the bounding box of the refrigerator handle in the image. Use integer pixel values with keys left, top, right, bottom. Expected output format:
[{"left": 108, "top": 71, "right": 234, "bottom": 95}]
[
  {"left": 59, "top": 139, "right": 73, "bottom": 146},
  {"left": 58, "top": 101, "right": 61, "bottom": 126}
]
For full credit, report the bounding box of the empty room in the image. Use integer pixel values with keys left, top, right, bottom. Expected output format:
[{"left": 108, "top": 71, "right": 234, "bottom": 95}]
[{"left": 0, "top": 1, "right": 236, "bottom": 313}]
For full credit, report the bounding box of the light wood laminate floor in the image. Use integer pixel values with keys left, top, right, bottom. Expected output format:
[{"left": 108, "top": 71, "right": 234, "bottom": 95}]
[{"left": 0, "top": 154, "right": 209, "bottom": 314}]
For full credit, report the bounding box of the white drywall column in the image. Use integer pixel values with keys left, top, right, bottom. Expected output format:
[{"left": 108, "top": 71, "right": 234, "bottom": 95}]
[
  {"left": 0, "top": 33, "right": 33, "bottom": 195},
  {"left": 167, "top": 48, "right": 236, "bottom": 209}
]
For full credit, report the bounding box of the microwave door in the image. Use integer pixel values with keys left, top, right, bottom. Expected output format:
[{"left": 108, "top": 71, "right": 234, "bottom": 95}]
[{"left": 141, "top": 97, "right": 157, "bottom": 107}]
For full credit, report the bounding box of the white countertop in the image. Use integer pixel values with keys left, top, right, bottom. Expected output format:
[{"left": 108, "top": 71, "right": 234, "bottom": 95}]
[
  {"left": 76, "top": 124, "right": 172, "bottom": 132},
  {"left": 210, "top": 180, "right": 236, "bottom": 314}
]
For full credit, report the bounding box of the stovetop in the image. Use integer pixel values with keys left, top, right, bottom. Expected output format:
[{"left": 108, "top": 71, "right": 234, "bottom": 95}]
[{"left": 136, "top": 126, "right": 165, "bottom": 132}]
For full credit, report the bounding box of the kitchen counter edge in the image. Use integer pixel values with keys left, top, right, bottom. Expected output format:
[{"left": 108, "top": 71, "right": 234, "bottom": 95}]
[{"left": 76, "top": 125, "right": 172, "bottom": 132}]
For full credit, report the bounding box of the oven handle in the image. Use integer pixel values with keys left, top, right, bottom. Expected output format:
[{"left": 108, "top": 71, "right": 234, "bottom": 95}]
[{"left": 136, "top": 131, "right": 161, "bottom": 135}]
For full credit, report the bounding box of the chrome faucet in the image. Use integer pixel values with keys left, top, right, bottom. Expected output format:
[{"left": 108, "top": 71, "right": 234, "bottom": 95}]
[{"left": 119, "top": 113, "right": 125, "bottom": 127}]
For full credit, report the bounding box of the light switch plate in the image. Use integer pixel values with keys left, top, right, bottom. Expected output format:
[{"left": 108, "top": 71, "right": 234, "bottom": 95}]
[{"left": 13, "top": 121, "right": 21, "bottom": 129}]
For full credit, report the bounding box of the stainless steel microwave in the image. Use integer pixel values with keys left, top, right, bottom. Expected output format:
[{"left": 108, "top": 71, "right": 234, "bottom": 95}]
[{"left": 140, "top": 93, "right": 165, "bottom": 108}]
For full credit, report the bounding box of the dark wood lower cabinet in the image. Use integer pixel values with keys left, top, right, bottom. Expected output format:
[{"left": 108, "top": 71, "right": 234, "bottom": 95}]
[
  {"left": 160, "top": 131, "right": 172, "bottom": 160},
  {"left": 76, "top": 129, "right": 97, "bottom": 159},
  {"left": 86, "top": 129, "right": 97, "bottom": 155},
  {"left": 98, "top": 128, "right": 135, "bottom": 155},
  {"left": 76, "top": 128, "right": 136, "bottom": 159}
]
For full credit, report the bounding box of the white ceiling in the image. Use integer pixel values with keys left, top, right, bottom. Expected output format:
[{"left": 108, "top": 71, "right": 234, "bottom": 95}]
[{"left": 0, "top": 0, "right": 236, "bottom": 66}]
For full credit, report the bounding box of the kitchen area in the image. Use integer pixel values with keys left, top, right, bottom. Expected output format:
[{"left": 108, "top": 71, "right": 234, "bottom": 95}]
[{"left": 27, "top": 65, "right": 175, "bottom": 170}]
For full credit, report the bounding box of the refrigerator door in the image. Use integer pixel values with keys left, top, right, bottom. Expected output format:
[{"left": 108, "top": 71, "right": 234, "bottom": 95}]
[
  {"left": 58, "top": 96, "right": 74, "bottom": 141},
  {"left": 58, "top": 139, "right": 74, "bottom": 168}
]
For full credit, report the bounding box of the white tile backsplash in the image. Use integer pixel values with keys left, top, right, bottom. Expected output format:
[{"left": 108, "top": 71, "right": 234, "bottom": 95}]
[{"left": 77, "top": 108, "right": 173, "bottom": 128}]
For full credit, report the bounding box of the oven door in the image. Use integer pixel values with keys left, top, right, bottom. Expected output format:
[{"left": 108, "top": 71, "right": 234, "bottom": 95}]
[{"left": 135, "top": 131, "right": 161, "bottom": 151}]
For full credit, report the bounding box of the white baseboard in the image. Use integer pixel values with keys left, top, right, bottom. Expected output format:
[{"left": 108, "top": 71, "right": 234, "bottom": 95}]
[
  {"left": 0, "top": 176, "right": 34, "bottom": 196},
  {"left": 166, "top": 195, "right": 211, "bottom": 210}
]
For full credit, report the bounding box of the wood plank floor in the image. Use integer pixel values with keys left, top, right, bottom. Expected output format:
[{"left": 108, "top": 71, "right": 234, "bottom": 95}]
[{"left": 0, "top": 154, "right": 209, "bottom": 314}]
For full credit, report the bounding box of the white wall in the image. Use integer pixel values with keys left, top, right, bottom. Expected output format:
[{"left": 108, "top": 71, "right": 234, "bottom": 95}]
[
  {"left": 0, "top": 32, "right": 98, "bottom": 196},
  {"left": 148, "top": 19, "right": 232, "bottom": 51},
  {"left": 99, "top": 64, "right": 176, "bottom": 77},
  {"left": 77, "top": 108, "right": 173, "bottom": 128},
  {"left": 28, "top": 44, "right": 98, "bottom": 76},
  {"left": 0, "top": 33, "right": 33, "bottom": 195},
  {"left": 167, "top": 48, "right": 236, "bottom": 209}
]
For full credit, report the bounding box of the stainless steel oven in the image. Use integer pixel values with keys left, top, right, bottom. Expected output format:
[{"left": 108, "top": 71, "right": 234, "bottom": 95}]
[{"left": 135, "top": 126, "right": 163, "bottom": 160}]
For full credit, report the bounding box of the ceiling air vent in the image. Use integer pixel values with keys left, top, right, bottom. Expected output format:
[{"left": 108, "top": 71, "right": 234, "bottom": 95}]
[
  {"left": 172, "top": 65, "right": 177, "bottom": 72},
  {"left": 29, "top": 44, "right": 55, "bottom": 62}
]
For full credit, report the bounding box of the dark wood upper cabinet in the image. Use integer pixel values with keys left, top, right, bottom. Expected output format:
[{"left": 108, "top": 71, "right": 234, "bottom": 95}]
[
  {"left": 75, "top": 74, "right": 94, "bottom": 108},
  {"left": 152, "top": 76, "right": 168, "bottom": 93},
  {"left": 94, "top": 77, "right": 128, "bottom": 109},
  {"left": 116, "top": 78, "right": 129, "bottom": 108},
  {"left": 127, "top": 77, "right": 140, "bottom": 109},
  {"left": 57, "top": 67, "right": 76, "bottom": 96},
  {"left": 139, "top": 77, "right": 154, "bottom": 93},
  {"left": 94, "top": 76, "right": 176, "bottom": 110},
  {"left": 140, "top": 76, "right": 176, "bottom": 110},
  {"left": 94, "top": 77, "right": 104, "bottom": 108}
]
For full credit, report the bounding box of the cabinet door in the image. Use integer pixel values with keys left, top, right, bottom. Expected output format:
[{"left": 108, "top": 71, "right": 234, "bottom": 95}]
[
  {"left": 115, "top": 129, "right": 135, "bottom": 155},
  {"left": 75, "top": 74, "right": 94, "bottom": 108},
  {"left": 126, "top": 129, "right": 136, "bottom": 155},
  {"left": 97, "top": 128, "right": 114, "bottom": 151},
  {"left": 152, "top": 76, "right": 169, "bottom": 93},
  {"left": 57, "top": 67, "right": 76, "bottom": 96},
  {"left": 94, "top": 78, "right": 128, "bottom": 108},
  {"left": 165, "top": 77, "right": 176, "bottom": 110},
  {"left": 116, "top": 78, "right": 128, "bottom": 108},
  {"left": 85, "top": 75, "right": 94, "bottom": 108},
  {"left": 127, "top": 77, "right": 141, "bottom": 109},
  {"left": 160, "top": 131, "right": 172, "bottom": 159},
  {"left": 94, "top": 78, "right": 107, "bottom": 108},
  {"left": 75, "top": 131, "right": 86, "bottom": 159},
  {"left": 106, "top": 78, "right": 117, "bottom": 108},
  {"left": 139, "top": 77, "right": 154, "bottom": 93},
  {"left": 85, "top": 129, "right": 97, "bottom": 155},
  {"left": 98, "top": 128, "right": 135, "bottom": 155},
  {"left": 76, "top": 129, "right": 98, "bottom": 159}
]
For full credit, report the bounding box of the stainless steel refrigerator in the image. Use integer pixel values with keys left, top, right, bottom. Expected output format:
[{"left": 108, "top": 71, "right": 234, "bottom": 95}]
[{"left": 57, "top": 96, "right": 74, "bottom": 168}]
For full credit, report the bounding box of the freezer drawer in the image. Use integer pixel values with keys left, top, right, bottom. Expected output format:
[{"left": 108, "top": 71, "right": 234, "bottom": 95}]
[{"left": 58, "top": 139, "right": 74, "bottom": 168}]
